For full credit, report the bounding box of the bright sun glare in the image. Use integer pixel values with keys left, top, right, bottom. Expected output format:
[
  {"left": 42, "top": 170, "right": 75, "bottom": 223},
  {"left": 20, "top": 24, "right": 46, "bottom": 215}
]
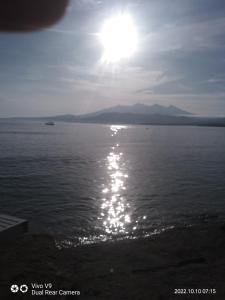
[{"left": 99, "top": 13, "right": 138, "bottom": 63}]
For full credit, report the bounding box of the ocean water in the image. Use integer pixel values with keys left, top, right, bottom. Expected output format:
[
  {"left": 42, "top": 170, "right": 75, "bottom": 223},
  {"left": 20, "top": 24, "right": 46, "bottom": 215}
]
[{"left": 0, "top": 122, "right": 225, "bottom": 243}]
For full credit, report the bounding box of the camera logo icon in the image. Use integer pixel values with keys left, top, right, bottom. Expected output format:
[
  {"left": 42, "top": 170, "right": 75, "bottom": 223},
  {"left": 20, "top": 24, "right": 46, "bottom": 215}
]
[
  {"left": 20, "top": 284, "right": 28, "bottom": 293},
  {"left": 10, "top": 285, "right": 19, "bottom": 293},
  {"left": 10, "top": 284, "right": 28, "bottom": 293}
]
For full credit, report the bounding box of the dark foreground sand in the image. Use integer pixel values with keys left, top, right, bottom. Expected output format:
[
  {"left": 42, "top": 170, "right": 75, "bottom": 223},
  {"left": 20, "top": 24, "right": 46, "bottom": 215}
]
[{"left": 0, "top": 224, "right": 225, "bottom": 300}]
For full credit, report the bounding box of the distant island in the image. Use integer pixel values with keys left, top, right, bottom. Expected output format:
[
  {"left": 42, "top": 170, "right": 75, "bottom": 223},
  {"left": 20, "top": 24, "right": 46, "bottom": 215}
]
[
  {"left": 86, "top": 103, "right": 193, "bottom": 116},
  {"left": 1, "top": 103, "right": 225, "bottom": 127}
]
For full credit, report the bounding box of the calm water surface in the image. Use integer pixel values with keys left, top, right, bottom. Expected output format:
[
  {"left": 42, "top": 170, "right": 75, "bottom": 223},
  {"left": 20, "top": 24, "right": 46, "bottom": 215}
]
[{"left": 0, "top": 122, "right": 225, "bottom": 243}]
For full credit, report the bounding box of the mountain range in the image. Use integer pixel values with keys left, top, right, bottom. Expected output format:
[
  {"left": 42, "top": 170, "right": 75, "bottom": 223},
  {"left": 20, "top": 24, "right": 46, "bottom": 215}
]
[
  {"left": 43, "top": 103, "right": 194, "bottom": 122},
  {"left": 84, "top": 103, "right": 193, "bottom": 117}
]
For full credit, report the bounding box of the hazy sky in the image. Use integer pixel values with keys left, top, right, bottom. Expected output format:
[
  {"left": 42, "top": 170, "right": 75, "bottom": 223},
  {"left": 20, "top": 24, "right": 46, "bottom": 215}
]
[{"left": 1, "top": 0, "right": 225, "bottom": 117}]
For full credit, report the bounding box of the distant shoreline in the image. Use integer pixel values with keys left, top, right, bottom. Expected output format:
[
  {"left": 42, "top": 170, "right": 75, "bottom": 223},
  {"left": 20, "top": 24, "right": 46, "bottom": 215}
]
[{"left": 1, "top": 118, "right": 225, "bottom": 127}]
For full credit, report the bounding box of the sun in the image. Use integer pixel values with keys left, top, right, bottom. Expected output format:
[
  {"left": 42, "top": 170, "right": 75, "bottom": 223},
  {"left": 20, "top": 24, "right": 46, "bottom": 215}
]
[{"left": 99, "top": 13, "right": 138, "bottom": 63}]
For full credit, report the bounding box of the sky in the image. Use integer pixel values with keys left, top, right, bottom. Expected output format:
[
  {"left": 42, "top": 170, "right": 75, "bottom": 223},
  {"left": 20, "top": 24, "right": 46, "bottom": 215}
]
[{"left": 1, "top": 0, "right": 225, "bottom": 117}]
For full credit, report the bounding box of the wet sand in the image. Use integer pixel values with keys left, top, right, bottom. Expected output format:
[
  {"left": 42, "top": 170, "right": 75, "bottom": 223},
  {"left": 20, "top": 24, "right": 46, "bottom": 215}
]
[{"left": 0, "top": 224, "right": 225, "bottom": 299}]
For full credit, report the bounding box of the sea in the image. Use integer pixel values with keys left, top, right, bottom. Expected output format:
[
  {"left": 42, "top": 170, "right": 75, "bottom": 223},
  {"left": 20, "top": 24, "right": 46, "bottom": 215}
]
[{"left": 0, "top": 122, "right": 225, "bottom": 244}]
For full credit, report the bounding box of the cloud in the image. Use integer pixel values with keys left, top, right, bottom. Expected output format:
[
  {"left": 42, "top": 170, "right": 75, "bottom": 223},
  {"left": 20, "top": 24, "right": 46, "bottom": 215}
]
[
  {"left": 0, "top": 97, "right": 6, "bottom": 102},
  {"left": 1, "top": 0, "right": 225, "bottom": 116}
]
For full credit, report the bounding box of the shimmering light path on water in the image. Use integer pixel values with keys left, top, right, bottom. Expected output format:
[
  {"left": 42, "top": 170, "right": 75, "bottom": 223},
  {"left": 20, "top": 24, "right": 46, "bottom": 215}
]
[{"left": 100, "top": 125, "right": 132, "bottom": 235}]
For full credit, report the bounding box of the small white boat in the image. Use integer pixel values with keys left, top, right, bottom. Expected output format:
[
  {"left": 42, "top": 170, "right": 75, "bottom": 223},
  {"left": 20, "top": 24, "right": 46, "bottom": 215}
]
[{"left": 45, "top": 121, "right": 55, "bottom": 126}]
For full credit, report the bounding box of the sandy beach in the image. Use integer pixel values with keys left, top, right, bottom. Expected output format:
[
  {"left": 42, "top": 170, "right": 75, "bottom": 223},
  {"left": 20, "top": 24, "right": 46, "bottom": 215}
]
[{"left": 0, "top": 223, "right": 225, "bottom": 299}]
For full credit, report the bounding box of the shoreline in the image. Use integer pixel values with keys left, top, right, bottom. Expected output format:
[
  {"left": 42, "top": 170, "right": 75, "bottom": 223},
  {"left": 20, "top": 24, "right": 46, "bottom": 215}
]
[{"left": 1, "top": 223, "right": 225, "bottom": 299}]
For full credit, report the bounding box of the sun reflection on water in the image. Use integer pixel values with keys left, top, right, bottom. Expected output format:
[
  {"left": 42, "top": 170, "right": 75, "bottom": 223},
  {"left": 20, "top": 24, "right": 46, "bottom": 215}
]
[
  {"left": 99, "top": 125, "right": 131, "bottom": 235},
  {"left": 57, "top": 125, "right": 155, "bottom": 247}
]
